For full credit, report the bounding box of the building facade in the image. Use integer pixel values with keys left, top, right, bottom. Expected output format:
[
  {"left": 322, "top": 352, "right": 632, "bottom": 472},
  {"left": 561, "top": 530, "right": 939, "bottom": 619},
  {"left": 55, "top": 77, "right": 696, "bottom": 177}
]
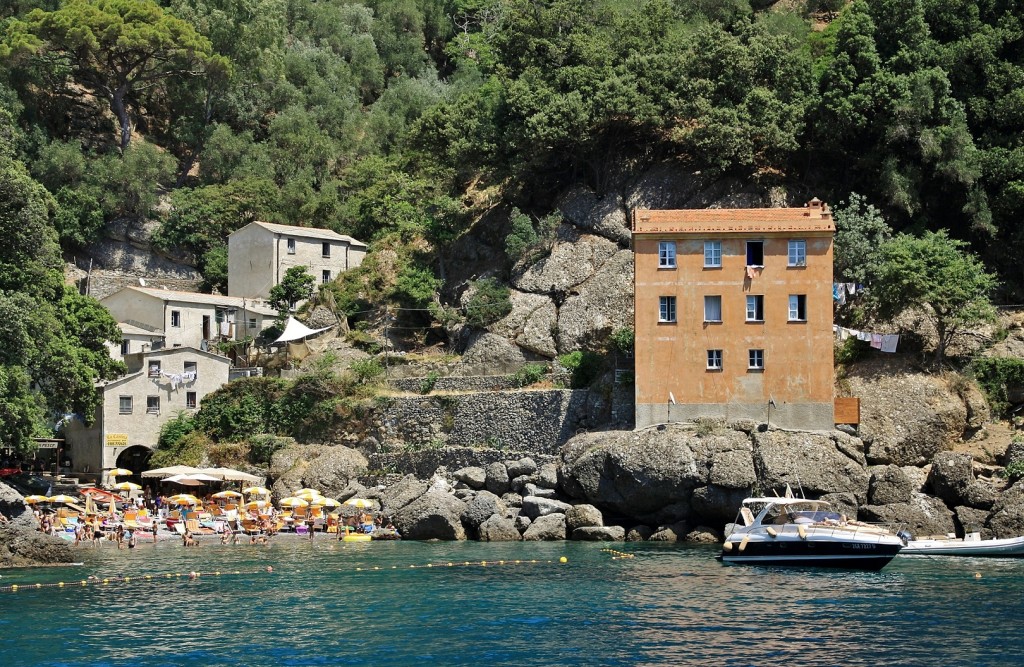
[
  {"left": 64, "top": 347, "right": 230, "bottom": 481},
  {"left": 228, "top": 221, "right": 367, "bottom": 300},
  {"left": 100, "top": 286, "right": 277, "bottom": 353},
  {"left": 632, "top": 199, "right": 836, "bottom": 431}
]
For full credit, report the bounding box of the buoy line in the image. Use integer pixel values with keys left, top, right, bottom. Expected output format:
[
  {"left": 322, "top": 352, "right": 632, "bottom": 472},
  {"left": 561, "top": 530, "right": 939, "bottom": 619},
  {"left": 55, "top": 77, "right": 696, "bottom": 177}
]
[
  {"left": 354, "top": 558, "right": 569, "bottom": 572},
  {"left": 600, "top": 548, "right": 636, "bottom": 560},
  {"left": 0, "top": 565, "right": 276, "bottom": 593}
]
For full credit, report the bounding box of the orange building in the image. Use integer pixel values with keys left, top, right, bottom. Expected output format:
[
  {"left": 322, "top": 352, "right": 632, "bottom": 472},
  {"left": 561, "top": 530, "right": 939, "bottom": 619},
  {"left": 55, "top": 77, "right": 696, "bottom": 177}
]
[{"left": 631, "top": 199, "right": 836, "bottom": 431}]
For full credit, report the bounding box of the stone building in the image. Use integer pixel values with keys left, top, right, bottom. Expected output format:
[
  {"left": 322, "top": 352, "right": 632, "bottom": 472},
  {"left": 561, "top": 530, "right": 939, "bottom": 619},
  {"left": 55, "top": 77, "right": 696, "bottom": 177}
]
[
  {"left": 631, "top": 198, "right": 836, "bottom": 431},
  {"left": 64, "top": 347, "right": 230, "bottom": 482},
  {"left": 100, "top": 286, "right": 277, "bottom": 356},
  {"left": 227, "top": 221, "right": 367, "bottom": 300}
]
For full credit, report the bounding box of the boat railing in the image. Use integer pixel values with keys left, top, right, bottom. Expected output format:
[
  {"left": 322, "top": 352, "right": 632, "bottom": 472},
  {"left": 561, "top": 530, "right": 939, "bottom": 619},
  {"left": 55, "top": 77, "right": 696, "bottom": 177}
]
[{"left": 757, "top": 520, "right": 898, "bottom": 542}]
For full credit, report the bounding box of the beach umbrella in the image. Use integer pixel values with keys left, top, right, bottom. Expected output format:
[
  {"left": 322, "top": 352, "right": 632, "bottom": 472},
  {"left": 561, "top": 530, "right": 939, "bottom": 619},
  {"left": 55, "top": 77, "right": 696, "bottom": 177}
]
[
  {"left": 198, "top": 467, "right": 261, "bottom": 483},
  {"left": 140, "top": 465, "right": 201, "bottom": 478},
  {"left": 344, "top": 497, "right": 375, "bottom": 508},
  {"left": 244, "top": 500, "right": 270, "bottom": 510},
  {"left": 279, "top": 497, "right": 309, "bottom": 508},
  {"left": 295, "top": 489, "right": 324, "bottom": 502},
  {"left": 112, "top": 482, "right": 141, "bottom": 492},
  {"left": 168, "top": 494, "right": 201, "bottom": 506},
  {"left": 212, "top": 490, "right": 243, "bottom": 499},
  {"left": 23, "top": 495, "right": 49, "bottom": 505},
  {"left": 243, "top": 486, "right": 270, "bottom": 496},
  {"left": 163, "top": 473, "right": 222, "bottom": 486},
  {"left": 48, "top": 494, "right": 78, "bottom": 505},
  {"left": 319, "top": 498, "right": 341, "bottom": 508},
  {"left": 109, "top": 468, "right": 134, "bottom": 478}
]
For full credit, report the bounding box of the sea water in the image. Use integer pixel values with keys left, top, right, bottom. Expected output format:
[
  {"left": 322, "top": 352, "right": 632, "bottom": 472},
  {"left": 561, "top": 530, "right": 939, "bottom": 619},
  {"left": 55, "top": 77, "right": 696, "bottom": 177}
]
[{"left": 0, "top": 539, "right": 1021, "bottom": 666}]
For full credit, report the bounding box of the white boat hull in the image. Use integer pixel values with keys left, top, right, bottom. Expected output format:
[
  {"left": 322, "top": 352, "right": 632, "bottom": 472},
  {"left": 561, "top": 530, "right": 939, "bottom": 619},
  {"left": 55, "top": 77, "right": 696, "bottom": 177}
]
[{"left": 900, "top": 534, "right": 1024, "bottom": 557}]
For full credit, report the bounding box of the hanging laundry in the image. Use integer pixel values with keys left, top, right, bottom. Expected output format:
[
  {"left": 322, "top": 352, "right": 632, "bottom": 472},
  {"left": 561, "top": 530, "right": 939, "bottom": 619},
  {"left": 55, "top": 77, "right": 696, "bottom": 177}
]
[
  {"left": 845, "top": 283, "right": 856, "bottom": 295},
  {"left": 880, "top": 334, "right": 900, "bottom": 353},
  {"left": 857, "top": 331, "right": 871, "bottom": 342},
  {"left": 746, "top": 266, "right": 762, "bottom": 279},
  {"left": 870, "top": 334, "right": 883, "bottom": 349},
  {"left": 182, "top": 370, "right": 197, "bottom": 383},
  {"left": 833, "top": 284, "right": 840, "bottom": 301}
]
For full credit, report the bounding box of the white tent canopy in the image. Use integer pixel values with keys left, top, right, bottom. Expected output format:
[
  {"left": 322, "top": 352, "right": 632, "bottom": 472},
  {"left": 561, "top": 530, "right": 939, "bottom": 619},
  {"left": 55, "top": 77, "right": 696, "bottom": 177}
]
[
  {"left": 198, "top": 467, "right": 262, "bottom": 483},
  {"left": 274, "top": 317, "right": 333, "bottom": 344},
  {"left": 141, "top": 465, "right": 201, "bottom": 478}
]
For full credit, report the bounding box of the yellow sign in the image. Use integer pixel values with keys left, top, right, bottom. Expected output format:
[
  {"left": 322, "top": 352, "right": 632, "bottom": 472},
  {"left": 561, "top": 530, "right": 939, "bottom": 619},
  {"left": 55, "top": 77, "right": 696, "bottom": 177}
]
[{"left": 105, "top": 433, "right": 129, "bottom": 447}]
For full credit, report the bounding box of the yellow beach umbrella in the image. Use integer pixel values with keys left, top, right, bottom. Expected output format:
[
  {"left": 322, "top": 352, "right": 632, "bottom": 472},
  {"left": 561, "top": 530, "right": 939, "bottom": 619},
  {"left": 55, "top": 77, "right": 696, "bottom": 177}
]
[
  {"left": 319, "top": 498, "right": 341, "bottom": 508},
  {"left": 109, "top": 468, "right": 134, "bottom": 477},
  {"left": 23, "top": 495, "right": 49, "bottom": 505},
  {"left": 242, "top": 486, "right": 270, "bottom": 496},
  {"left": 48, "top": 494, "right": 78, "bottom": 505},
  {"left": 244, "top": 499, "right": 270, "bottom": 510},
  {"left": 295, "top": 489, "right": 324, "bottom": 502},
  {"left": 168, "top": 494, "right": 201, "bottom": 506},
  {"left": 343, "top": 497, "right": 375, "bottom": 509},
  {"left": 212, "top": 490, "right": 243, "bottom": 499},
  {"left": 279, "top": 497, "right": 309, "bottom": 509},
  {"left": 112, "top": 482, "right": 141, "bottom": 492}
]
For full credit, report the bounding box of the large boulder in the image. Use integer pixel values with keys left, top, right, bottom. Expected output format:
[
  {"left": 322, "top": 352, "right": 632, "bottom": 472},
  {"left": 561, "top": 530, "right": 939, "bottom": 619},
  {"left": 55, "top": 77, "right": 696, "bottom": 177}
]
[
  {"left": 860, "top": 494, "right": 955, "bottom": 538},
  {"left": 626, "top": 525, "right": 654, "bottom": 541},
  {"left": 506, "top": 457, "right": 538, "bottom": 479},
  {"left": 490, "top": 290, "right": 558, "bottom": 358},
  {"left": 565, "top": 504, "right": 604, "bottom": 533},
  {"left": 0, "top": 525, "right": 75, "bottom": 567},
  {"left": 985, "top": 483, "right": 1024, "bottom": 538},
  {"left": 453, "top": 467, "right": 486, "bottom": 489},
  {"left": 521, "top": 496, "right": 572, "bottom": 520},
  {"left": 554, "top": 249, "right": 634, "bottom": 354},
  {"left": 753, "top": 430, "right": 870, "bottom": 503},
  {"left": 297, "top": 445, "right": 369, "bottom": 498},
  {"left": 522, "top": 513, "right": 567, "bottom": 541},
  {"left": 558, "top": 185, "right": 632, "bottom": 246},
  {"left": 845, "top": 358, "right": 967, "bottom": 466},
  {"left": 478, "top": 515, "right": 522, "bottom": 541},
  {"left": 559, "top": 424, "right": 750, "bottom": 517},
  {"left": 572, "top": 525, "right": 625, "bottom": 541},
  {"left": 954, "top": 506, "right": 990, "bottom": 538},
  {"left": 927, "top": 452, "right": 974, "bottom": 507},
  {"left": 484, "top": 462, "right": 510, "bottom": 496},
  {"left": 868, "top": 465, "right": 913, "bottom": 505},
  {"left": 393, "top": 489, "right": 467, "bottom": 540},
  {"left": 649, "top": 521, "right": 689, "bottom": 542},
  {"left": 690, "top": 485, "right": 750, "bottom": 525},
  {"left": 461, "top": 491, "right": 507, "bottom": 535},
  {"left": 378, "top": 475, "right": 429, "bottom": 517}
]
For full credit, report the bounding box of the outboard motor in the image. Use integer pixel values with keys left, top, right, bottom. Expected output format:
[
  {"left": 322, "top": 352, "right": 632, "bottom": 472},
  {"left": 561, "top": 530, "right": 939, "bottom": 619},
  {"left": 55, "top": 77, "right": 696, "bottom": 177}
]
[{"left": 896, "top": 529, "right": 914, "bottom": 544}]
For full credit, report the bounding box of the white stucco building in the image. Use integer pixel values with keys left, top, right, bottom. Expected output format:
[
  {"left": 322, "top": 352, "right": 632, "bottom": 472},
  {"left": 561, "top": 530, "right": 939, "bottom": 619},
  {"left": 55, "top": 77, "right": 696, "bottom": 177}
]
[
  {"left": 100, "top": 286, "right": 278, "bottom": 354},
  {"left": 227, "top": 221, "right": 367, "bottom": 300},
  {"left": 64, "top": 347, "right": 231, "bottom": 481}
]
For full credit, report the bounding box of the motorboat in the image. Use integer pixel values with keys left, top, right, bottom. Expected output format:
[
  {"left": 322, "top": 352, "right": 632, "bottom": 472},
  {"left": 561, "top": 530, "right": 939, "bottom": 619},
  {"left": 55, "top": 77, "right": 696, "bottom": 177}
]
[
  {"left": 900, "top": 532, "right": 1024, "bottom": 557},
  {"left": 720, "top": 497, "right": 903, "bottom": 570}
]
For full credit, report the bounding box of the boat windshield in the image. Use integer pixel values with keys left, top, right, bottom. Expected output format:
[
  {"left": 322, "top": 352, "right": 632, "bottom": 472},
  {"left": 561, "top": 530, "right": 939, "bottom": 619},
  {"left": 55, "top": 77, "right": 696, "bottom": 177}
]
[{"left": 754, "top": 503, "right": 841, "bottom": 526}]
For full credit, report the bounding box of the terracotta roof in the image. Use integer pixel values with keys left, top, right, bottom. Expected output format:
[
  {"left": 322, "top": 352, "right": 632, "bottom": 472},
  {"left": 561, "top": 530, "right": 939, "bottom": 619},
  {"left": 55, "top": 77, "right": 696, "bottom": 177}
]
[
  {"left": 107, "top": 286, "right": 278, "bottom": 315},
  {"left": 632, "top": 199, "right": 835, "bottom": 235},
  {"left": 236, "top": 221, "right": 367, "bottom": 247}
]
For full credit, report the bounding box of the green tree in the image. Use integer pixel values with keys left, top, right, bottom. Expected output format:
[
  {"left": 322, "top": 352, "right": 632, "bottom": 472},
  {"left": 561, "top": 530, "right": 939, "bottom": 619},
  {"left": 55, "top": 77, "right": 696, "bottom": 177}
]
[
  {"left": 833, "top": 193, "right": 892, "bottom": 284},
  {"left": 3, "top": 0, "right": 225, "bottom": 151},
  {"left": 464, "top": 277, "right": 512, "bottom": 328},
  {"left": 868, "top": 230, "right": 997, "bottom": 363},
  {"left": 268, "top": 265, "right": 315, "bottom": 314}
]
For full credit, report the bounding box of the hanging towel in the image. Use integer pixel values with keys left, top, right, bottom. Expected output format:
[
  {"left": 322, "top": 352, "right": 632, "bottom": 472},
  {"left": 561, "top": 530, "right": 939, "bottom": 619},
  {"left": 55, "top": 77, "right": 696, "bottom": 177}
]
[
  {"left": 857, "top": 331, "right": 871, "bottom": 342},
  {"left": 880, "top": 334, "right": 900, "bottom": 353},
  {"left": 841, "top": 327, "right": 853, "bottom": 341},
  {"left": 833, "top": 284, "right": 840, "bottom": 301},
  {"left": 870, "top": 334, "right": 883, "bottom": 349},
  {"left": 845, "top": 282, "right": 856, "bottom": 295}
]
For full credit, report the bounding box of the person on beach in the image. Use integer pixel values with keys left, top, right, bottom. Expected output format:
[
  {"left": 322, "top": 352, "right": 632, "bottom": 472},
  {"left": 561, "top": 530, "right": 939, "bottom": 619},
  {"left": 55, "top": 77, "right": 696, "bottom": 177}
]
[
  {"left": 115, "top": 524, "right": 126, "bottom": 549},
  {"left": 127, "top": 531, "right": 137, "bottom": 549}
]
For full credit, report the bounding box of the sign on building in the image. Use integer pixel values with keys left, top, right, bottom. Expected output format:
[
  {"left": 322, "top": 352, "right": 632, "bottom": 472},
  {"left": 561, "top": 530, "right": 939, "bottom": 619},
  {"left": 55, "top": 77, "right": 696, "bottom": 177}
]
[{"left": 105, "top": 433, "right": 129, "bottom": 447}]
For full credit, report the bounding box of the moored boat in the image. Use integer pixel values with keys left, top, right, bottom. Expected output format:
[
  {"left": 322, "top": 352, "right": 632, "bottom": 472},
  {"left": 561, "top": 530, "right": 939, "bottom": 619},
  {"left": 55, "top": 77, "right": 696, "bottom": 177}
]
[
  {"left": 720, "top": 497, "right": 903, "bottom": 570},
  {"left": 900, "top": 532, "right": 1024, "bottom": 557}
]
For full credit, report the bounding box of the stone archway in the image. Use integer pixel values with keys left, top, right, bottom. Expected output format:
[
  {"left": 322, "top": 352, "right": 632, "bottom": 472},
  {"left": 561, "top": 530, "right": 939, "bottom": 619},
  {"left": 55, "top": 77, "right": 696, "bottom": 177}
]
[{"left": 115, "top": 445, "right": 153, "bottom": 476}]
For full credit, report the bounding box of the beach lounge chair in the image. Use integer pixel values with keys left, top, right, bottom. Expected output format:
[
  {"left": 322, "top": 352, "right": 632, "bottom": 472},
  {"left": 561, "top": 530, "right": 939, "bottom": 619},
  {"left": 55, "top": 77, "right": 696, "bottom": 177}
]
[
  {"left": 185, "top": 511, "right": 202, "bottom": 534},
  {"left": 123, "top": 511, "right": 139, "bottom": 529}
]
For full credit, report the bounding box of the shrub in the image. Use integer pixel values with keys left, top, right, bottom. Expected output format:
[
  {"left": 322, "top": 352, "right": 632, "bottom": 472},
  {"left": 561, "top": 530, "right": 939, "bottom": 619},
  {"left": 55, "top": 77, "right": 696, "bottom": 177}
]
[
  {"left": 512, "top": 362, "right": 547, "bottom": 388},
  {"left": 208, "top": 442, "right": 247, "bottom": 468},
  {"left": 609, "top": 327, "right": 634, "bottom": 355},
  {"left": 464, "top": 278, "right": 512, "bottom": 328},
  {"left": 248, "top": 434, "right": 294, "bottom": 465},
  {"left": 419, "top": 371, "right": 440, "bottom": 394},
  {"left": 835, "top": 337, "right": 869, "bottom": 366},
  {"left": 148, "top": 431, "right": 210, "bottom": 468},
  {"left": 349, "top": 357, "right": 385, "bottom": 384},
  {"left": 558, "top": 350, "right": 605, "bottom": 388},
  {"left": 971, "top": 357, "right": 1024, "bottom": 417},
  {"left": 157, "top": 412, "right": 196, "bottom": 451}
]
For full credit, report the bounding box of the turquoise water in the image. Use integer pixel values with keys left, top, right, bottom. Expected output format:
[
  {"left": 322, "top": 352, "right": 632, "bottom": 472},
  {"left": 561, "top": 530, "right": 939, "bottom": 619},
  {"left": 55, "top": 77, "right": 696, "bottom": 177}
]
[{"left": 0, "top": 538, "right": 1022, "bottom": 666}]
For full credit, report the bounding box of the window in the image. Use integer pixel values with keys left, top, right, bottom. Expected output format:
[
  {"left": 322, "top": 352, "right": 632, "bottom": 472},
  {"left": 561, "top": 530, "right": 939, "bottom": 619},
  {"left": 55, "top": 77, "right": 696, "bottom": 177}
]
[
  {"left": 746, "top": 241, "right": 764, "bottom": 266},
  {"left": 146, "top": 396, "right": 160, "bottom": 414},
  {"left": 119, "top": 396, "right": 133, "bottom": 414},
  {"left": 170, "top": 310, "right": 181, "bottom": 328},
  {"left": 704, "top": 241, "right": 722, "bottom": 268},
  {"left": 147, "top": 361, "right": 161, "bottom": 377},
  {"left": 658, "top": 241, "right": 676, "bottom": 268},
  {"left": 707, "top": 349, "right": 722, "bottom": 370},
  {"left": 186, "top": 392, "right": 197, "bottom": 409},
  {"left": 248, "top": 317, "right": 258, "bottom": 330},
  {"left": 322, "top": 242, "right": 331, "bottom": 258},
  {"left": 704, "top": 295, "right": 722, "bottom": 323},
  {"left": 788, "top": 240, "right": 806, "bottom": 267},
  {"left": 659, "top": 296, "right": 677, "bottom": 323},
  {"left": 322, "top": 270, "right": 332, "bottom": 284},
  {"left": 745, "top": 295, "right": 764, "bottom": 322},
  {"left": 748, "top": 349, "right": 764, "bottom": 370},
  {"left": 120, "top": 340, "right": 129, "bottom": 355},
  {"left": 789, "top": 295, "right": 807, "bottom": 322},
  {"left": 183, "top": 361, "right": 197, "bottom": 380},
  {"left": 286, "top": 238, "right": 296, "bottom": 254}
]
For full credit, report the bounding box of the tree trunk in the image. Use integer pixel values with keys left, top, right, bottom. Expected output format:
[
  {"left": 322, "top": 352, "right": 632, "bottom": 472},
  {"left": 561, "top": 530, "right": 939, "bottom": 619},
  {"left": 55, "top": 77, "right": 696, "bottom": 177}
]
[{"left": 111, "top": 87, "right": 132, "bottom": 152}]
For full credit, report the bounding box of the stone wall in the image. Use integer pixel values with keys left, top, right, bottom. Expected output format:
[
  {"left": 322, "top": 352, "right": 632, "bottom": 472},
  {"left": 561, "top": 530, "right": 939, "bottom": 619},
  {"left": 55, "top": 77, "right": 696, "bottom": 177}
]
[
  {"left": 373, "top": 389, "right": 592, "bottom": 454},
  {"left": 387, "top": 372, "right": 572, "bottom": 394}
]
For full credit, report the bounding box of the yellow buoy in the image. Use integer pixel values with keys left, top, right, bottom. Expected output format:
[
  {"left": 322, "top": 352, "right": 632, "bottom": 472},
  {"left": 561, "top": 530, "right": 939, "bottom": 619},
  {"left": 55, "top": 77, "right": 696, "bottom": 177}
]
[
  {"left": 975, "top": 572, "right": 982, "bottom": 579},
  {"left": 723, "top": 541, "right": 733, "bottom": 552},
  {"left": 798, "top": 525, "right": 807, "bottom": 540},
  {"left": 559, "top": 556, "right": 568, "bottom": 563}
]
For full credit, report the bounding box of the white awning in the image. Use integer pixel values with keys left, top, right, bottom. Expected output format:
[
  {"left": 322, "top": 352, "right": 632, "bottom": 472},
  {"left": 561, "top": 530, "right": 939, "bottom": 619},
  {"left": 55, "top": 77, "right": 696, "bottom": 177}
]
[{"left": 273, "top": 316, "right": 333, "bottom": 344}]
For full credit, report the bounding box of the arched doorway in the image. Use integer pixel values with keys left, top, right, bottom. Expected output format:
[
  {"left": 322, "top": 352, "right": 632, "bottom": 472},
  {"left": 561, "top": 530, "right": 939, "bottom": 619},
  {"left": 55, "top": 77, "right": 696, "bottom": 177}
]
[{"left": 115, "top": 445, "right": 153, "bottom": 478}]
